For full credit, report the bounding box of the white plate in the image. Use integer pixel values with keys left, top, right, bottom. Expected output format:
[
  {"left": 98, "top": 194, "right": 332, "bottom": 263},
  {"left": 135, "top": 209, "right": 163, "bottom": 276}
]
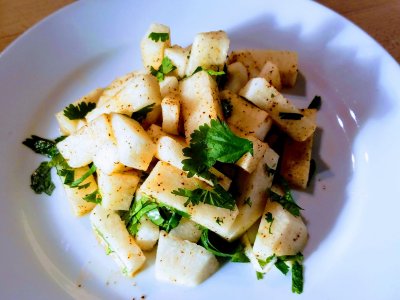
[{"left": 1, "top": 0, "right": 400, "bottom": 299}]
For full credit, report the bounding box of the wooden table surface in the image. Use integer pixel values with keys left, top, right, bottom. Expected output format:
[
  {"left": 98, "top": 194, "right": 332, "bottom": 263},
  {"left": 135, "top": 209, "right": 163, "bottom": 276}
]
[{"left": 0, "top": 0, "right": 399, "bottom": 63}]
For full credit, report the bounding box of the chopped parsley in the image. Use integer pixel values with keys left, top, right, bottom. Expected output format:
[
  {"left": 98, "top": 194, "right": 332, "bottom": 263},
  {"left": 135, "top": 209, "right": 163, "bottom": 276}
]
[
  {"left": 30, "top": 162, "right": 55, "bottom": 195},
  {"left": 307, "top": 158, "right": 316, "bottom": 186},
  {"left": 256, "top": 272, "right": 264, "bottom": 280},
  {"left": 192, "top": 66, "right": 226, "bottom": 77},
  {"left": 83, "top": 189, "right": 102, "bottom": 204},
  {"left": 63, "top": 102, "right": 96, "bottom": 120},
  {"left": 265, "top": 212, "right": 274, "bottom": 234},
  {"left": 292, "top": 261, "right": 304, "bottom": 294},
  {"left": 279, "top": 112, "right": 304, "bottom": 120},
  {"left": 22, "top": 135, "right": 60, "bottom": 158},
  {"left": 148, "top": 32, "right": 170, "bottom": 42},
  {"left": 150, "top": 56, "right": 176, "bottom": 81},
  {"left": 199, "top": 229, "right": 249, "bottom": 263},
  {"left": 182, "top": 119, "right": 253, "bottom": 182},
  {"left": 269, "top": 177, "right": 303, "bottom": 217},
  {"left": 220, "top": 99, "right": 233, "bottom": 119},
  {"left": 172, "top": 184, "right": 235, "bottom": 210},
  {"left": 308, "top": 95, "right": 322, "bottom": 110},
  {"left": 131, "top": 103, "right": 155, "bottom": 123}
]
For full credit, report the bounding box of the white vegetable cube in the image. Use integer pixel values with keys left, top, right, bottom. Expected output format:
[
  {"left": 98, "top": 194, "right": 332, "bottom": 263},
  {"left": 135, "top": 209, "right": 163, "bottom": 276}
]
[
  {"left": 253, "top": 201, "right": 308, "bottom": 260},
  {"left": 156, "top": 231, "right": 219, "bottom": 286},
  {"left": 135, "top": 215, "right": 160, "bottom": 251},
  {"left": 56, "top": 88, "right": 103, "bottom": 135},
  {"left": 164, "top": 45, "right": 190, "bottom": 78},
  {"left": 161, "top": 94, "right": 180, "bottom": 135},
  {"left": 111, "top": 113, "right": 156, "bottom": 171},
  {"left": 218, "top": 146, "right": 279, "bottom": 241},
  {"left": 97, "top": 72, "right": 136, "bottom": 107},
  {"left": 86, "top": 74, "right": 161, "bottom": 123},
  {"left": 98, "top": 169, "right": 140, "bottom": 211},
  {"left": 89, "top": 114, "right": 126, "bottom": 174},
  {"left": 141, "top": 23, "right": 171, "bottom": 70},
  {"left": 224, "top": 62, "right": 248, "bottom": 93},
  {"left": 90, "top": 205, "right": 146, "bottom": 276},
  {"left": 239, "top": 78, "right": 316, "bottom": 142},
  {"left": 169, "top": 218, "right": 202, "bottom": 243},
  {"left": 56, "top": 124, "right": 94, "bottom": 168},
  {"left": 259, "top": 61, "right": 282, "bottom": 91},
  {"left": 159, "top": 75, "right": 179, "bottom": 98},
  {"left": 137, "top": 161, "right": 238, "bottom": 237},
  {"left": 146, "top": 124, "right": 169, "bottom": 144},
  {"left": 220, "top": 89, "right": 272, "bottom": 140},
  {"left": 179, "top": 71, "right": 223, "bottom": 142},
  {"left": 185, "top": 30, "right": 230, "bottom": 75},
  {"left": 61, "top": 165, "right": 98, "bottom": 216}
]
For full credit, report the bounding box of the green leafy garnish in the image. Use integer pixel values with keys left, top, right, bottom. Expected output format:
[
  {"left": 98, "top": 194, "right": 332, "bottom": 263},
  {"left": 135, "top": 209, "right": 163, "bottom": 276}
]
[
  {"left": 148, "top": 32, "right": 169, "bottom": 42},
  {"left": 22, "top": 135, "right": 59, "bottom": 158},
  {"left": 268, "top": 177, "right": 303, "bottom": 217},
  {"left": 199, "top": 229, "right": 249, "bottom": 263},
  {"left": 182, "top": 119, "right": 253, "bottom": 181},
  {"left": 63, "top": 102, "right": 96, "bottom": 120},
  {"left": 83, "top": 190, "right": 102, "bottom": 204},
  {"left": 292, "top": 261, "right": 304, "bottom": 294},
  {"left": 275, "top": 258, "right": 290, "bottom": 275},
  {"left": 279, "top": 112, "right": 303, "bottom": 120},
  {"left": 308, "top": 95, "right": 322, "bottom": 110},
  {"left": 131, "top": 103, "right": 155, "bottom": 123},
  {"left": 221, "top": 99, "right": 233, "bottom": 119},
  {"left": 172, "top": 184, "right": 235, "bottom": 210},
  {"left": 265, "top": 212, "right": 274, "bottom": 234},
  {"left": 258, "top": 254, "right": 276, "bottom": 268},
  {"left": 150, "top": 56, "right": 176, "bottom": 81},
  {"left": 30, "top": 162, "right": 55, "bottom": 195},
  {"left": 256, "top": 272, "right": 264, "bottom": 280},
  {"left": 69, "top": 164, "right": 96, "bottom": 188}
]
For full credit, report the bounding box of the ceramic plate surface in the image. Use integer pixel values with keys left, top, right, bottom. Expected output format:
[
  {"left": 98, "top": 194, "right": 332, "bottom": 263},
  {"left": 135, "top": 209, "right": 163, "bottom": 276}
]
[{"left": 1, "top": 0, "right": 399, "bottom": 299}]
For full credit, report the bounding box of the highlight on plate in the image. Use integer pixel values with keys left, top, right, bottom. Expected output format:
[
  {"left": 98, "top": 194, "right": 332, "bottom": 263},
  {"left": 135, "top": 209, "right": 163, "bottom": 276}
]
[{"left": 23, "top": 23, "right": 322, "bottom": 294}]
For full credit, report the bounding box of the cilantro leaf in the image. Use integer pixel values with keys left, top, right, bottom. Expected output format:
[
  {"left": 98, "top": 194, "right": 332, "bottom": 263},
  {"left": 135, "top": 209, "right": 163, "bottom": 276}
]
[
  {"left": 83, "top": 190, "right": 102, "bottom": 204},
  {"left": 63, "top": 102, "right": 96, "bottom": 120},
  {"left": 221, "top": 99, "right": 233, "bottom": 119},
  {"left": 172, "top": 184, "right": 236, "bottom": 210},
  {"left": 148, "top": 32, "right": 169, "bottom": 42},
  {"left": 199, "top": 229, "right": 249, "bottom": 263},
  {"left": 308, "top": 95, "right": 322, "bottom": 110},
  {"left": 256, "top": 272, "right": 264, "bottom": 280},
  {"left": 22, "top": 135, "right": 59, "bottom": 158},
  {"left": 265, "top": 212, "right": 274, "bottom": 234},
  {"left": 192, "top": 66, "right": 226, "bottom": 78},
  {"left": 131, "top": 103, "right": 155, "bottom": 123},
  {"left": 275, "top": 258, "right": 290, "bottom": 275},
  {"left": 69, "top": 164, "right": 96, "bottom": 188},
  {"left": 150, "top": 56, "right": 176, "bottom": 81},
  {"left": 292, "top": 261, "right": 304, "bottom": 294},
  {"left": 279, "top": 112, "right": 304, "bottom": 120},
  {"left": 269, "top": 190, "right": 303, "bottom": 217},
  {"left": 258, "top": 254, "right": 276, "bottom": 268},
  {"left": 30, "top": 162, "right": 55, "bottom": 195},
  {"left": 182, "top": 119, "right": 253, "bottom": 181}
]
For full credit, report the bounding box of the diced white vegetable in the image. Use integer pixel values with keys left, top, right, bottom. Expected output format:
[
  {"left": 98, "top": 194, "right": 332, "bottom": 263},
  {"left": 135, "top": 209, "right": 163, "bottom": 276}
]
[
  {"left": 169, "top": 218, "right": 202, "bottom": 243},
  {"left": 253, "top": 199, "right": 308, "bottom": 260},
  {"left": 60, "top": 165, "right": 97, "bottom": 216},
  {"left": 135, "top": 215, "right": 160, "bottom": 251},
  {"left": 97, "top": 72, "right": 136, "bottom": 107},
  {"left": 98, "top": 169, "right": 140, "bottom": 211},
  {"left": 164, "top": 45, "right": 190, "bottom": 78},
  {"left": 141, "top": 23, "right": 171, "bottom": 70},
  {"left": 155, "top": 231, "right": 219, "bottom": 286},
  {"left": 90, "top": 205, "right": 146, "bottom": 276},
  {"left": 228, "top": 50, "right": 298, "bottom": 87},
  {"left": 224, "top": 62, "right": 248, "bottom": 93},
  {"left": 56, "top": 88, "right": 103, "bottom": 135},
  {"left": 137, "top": 161, "right": 239, "bottom": 237},
  {"left": 179, "top": 70, "right": 223, "bottom": 142},
  {"left": 146, "top": 124, "right": 169, "bottom": 144},
  {"left": 185, "top": 31, "right": 230, "bottom": 76},
  {"left": 259, "top": 61, "right": 282, "bottom": 91},
  {"left": 220, "top": 89, "right": 272, "bottom": 140},
  {"left": 159, "top": 76, "right": 179, "bottom": 98},
  {"left": 233, "top": 132, "right": 267, "bottom": 173},
  {"left": 161, "top": 93, "right": 180, "bottom": 135},
  {"left": 217, "top": 146, "right": 279, "bottom": 241},
  {"left": 111, "top": 113, "right": 156, "bottom": 171},
  {"left": 155, "top": 136, "right": 231, "bottom": 190},
  {"left": 89, "top": 114, "right": 126, "bottom": 174},
  {"left": 86, "top": 74, "right": 161, "bottom": 124},
  {"left": 239, "top": 78, "right": 316, "bottom": 142},
  {"left": 56, "top": 124, "right": 94, "bottom": 168}
]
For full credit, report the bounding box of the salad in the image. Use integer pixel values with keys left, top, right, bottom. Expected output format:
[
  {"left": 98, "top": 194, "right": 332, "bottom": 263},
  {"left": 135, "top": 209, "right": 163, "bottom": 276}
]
[{"left": 23, "top": 23, "right": 320, "bottom": 294}]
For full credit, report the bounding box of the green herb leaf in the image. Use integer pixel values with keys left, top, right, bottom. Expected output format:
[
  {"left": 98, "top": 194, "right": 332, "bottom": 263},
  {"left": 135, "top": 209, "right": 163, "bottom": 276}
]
[
  {"left": 131, "top": 103, "right": 155, "bottom": 123},
  {"left": 63, "top": 102, "right": 96, "bottom": 120},
  {"left": 275, "top": 258, "right": 290, "bottom": 275},
  {"left": 148, "top": 32, "right": 169, "bottom": 42},
  {"left": 221, "top": 99, "right": 233, "bottom": 119},
  {"left": 69, "top": 164, "right": 96, "bottom": 188},
  {"left": 182, "top": 119, "right": 253, "bottom": 181},
  {"left": 191, "top": 66, "right": 226, "bottom": 78},
  {"left": 308, "top": 95, "right": 322, "bottom": 110},
  {"left": 269, "top": 190, "right": 303, "bottom": 217},
  {"left": 279, "top": 112, "right": 304, "bottom": 120},
  {"left": 22, "top": 135, "right": 58, "bottom": 158},
  {"left": 292, "top": 261, "right": 304, "bottom": 294},
  {"left": 199, "top": 229, "right": 249, "bottom": 263},
  {"left": 256, "top": 271, "right": 264, "bottom": 280},
  {"left": 83, "top": 190, "right": 102, "bottom": 204},
  {"left": 265, "top": 212, "right": 274, "bottom": 234},
  {"left": 258, "top": 254, "right": 276, "bottom": 268},
  {"left": 150, "top": 56, "right": 176, "bottom": 81},
  {"left": 172, "top": 184, "right": 236, "bottom": 210},
  {"left": 30, "top": 162, "right": 55, "bottom": 195}
]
